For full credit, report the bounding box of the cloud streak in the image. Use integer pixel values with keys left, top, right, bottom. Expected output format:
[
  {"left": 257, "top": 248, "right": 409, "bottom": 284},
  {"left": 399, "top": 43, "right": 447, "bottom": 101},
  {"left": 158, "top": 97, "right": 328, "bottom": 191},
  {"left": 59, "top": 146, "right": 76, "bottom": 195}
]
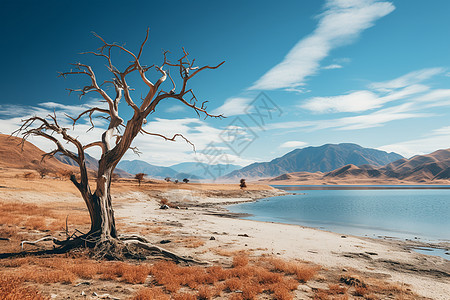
[
  {"left": 379, "top": 125, "right": 450, "bottom": 158},
  {"left": 300, "top": 68, "right": 440, "bottom": 114},
  {"left": 250, "top": 0, "right": 395, "bottom": 91}
]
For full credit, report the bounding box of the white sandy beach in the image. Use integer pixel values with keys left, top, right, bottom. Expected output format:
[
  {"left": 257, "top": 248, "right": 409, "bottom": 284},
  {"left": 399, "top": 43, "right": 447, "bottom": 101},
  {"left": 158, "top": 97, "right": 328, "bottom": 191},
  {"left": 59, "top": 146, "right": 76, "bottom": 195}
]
[{"left": 112, "top": 186, "right": 450, "bottom": 300}]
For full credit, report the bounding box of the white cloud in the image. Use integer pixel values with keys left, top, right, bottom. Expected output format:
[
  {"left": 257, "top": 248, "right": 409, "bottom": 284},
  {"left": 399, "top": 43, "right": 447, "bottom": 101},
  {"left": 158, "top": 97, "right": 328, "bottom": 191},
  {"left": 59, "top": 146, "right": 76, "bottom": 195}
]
[
  {"left": 125, "top": 118, "right": 256, "bottom": 166},
  {"left": 212, "top": 97, "right": 252, "bottom": 117},
  {"left": 369, "top": 68, "right": 444, "bottom": 92},
  {"left": 300, "top": 70, "right": 432, "bottom": 114},
  {"left": 332, "top": 103, "right": 432, "bottom": 130},
  {"left": 416, "top": 89, "right": 450, "bottom": 102},
  {"left": 279, "top": 141, "right": 308, "bottom": 148},
  {"left": 301, "top": 90, "right": 380, "bottom": 113},
  {"left": 322, "top": 64, "right": 343, "bottom": 70},
  {"left": 164, "top": 105, "right": 186, "bottom": 113},
  {"left": 0, "top": 99, "right": 254, "bottom": 166},
  {"left": 378, "top": 125, "right": 450, "bottom": 158},
  {"left": 250, "top": 0, "right": 394, "bottom": 90},
  {"left": 267, "top": 102, "right": 432, "bottom": 132}
]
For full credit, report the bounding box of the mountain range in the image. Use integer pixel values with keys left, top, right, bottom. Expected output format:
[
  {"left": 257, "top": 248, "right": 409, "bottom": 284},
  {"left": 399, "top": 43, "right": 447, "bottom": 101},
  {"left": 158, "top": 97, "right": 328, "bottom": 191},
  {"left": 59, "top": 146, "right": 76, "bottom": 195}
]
[
  {"left": 222, "top": 143, "right": 403, "bottom": 180},
  {"left": 325, "top": 148, "right": 450, "bottom": 182},
  {"left": 117, "top": 160, "right": 241, "bottom": 180},
  {"left": 54, "top": 152, "right": 131, "bottom": 178},
  {"left": 3, "top": 133, "right": 449, "bottom": 184},
  {"left": 266, "top": 148, "right": 450, "bottom": 184}
]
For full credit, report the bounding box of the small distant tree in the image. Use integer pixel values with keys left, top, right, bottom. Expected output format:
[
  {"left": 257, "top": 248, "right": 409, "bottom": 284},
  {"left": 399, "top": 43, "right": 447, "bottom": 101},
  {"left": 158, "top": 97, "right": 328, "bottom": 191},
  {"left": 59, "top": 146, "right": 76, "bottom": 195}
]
[
  {"left": 240, "top": 178, "right": 247, "bottom": 189},
  {"left": 14, "top": 29, "right": 224, "bottom": 259},
  {"left": 134, "top": 173, "right": 146, "bottom": 186},
  {"left": 174, "top": 179, "right": 179, "bottom": 184},
  {"left": 182, "top": 178, "right": 189, "bottom": 183},
  {"left": 164, "top": 177, "right": 171, "bottom": 182}
]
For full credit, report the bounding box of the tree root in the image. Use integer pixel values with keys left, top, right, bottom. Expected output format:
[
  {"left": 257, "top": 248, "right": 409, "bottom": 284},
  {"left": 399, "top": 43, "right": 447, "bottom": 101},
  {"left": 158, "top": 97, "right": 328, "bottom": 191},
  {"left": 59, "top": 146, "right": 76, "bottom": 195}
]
[
  {"left": 21, "top": 236, "right": 60, "bottom": 250},
  {"left": 1, "top": 233, "right": 207, "bottom": 265},
  {"left": 118, "top": 234, "right": 208, "bottom": 264}
]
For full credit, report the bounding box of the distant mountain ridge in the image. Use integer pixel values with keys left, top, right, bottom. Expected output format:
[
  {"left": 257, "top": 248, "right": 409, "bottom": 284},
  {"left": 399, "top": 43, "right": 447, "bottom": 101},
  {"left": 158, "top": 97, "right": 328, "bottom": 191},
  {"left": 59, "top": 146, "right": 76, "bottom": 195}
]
[
  {"left": 118, "top": 160, "right": 242, "bottom": 180},
  {"left": 54, "top": 152, "right": 131, "bottom": 178},
  {"left": 170, "top": 162, "right": 242, "bottom": 179},
  {"left": 118, "top": 160, "right": 179, "bottom": 179},
  {"left": 223, "top": 143, "right": 403, "bottom": 180},
  {"left": 267, "top": 148, "right": 450, "bottom": 184}
]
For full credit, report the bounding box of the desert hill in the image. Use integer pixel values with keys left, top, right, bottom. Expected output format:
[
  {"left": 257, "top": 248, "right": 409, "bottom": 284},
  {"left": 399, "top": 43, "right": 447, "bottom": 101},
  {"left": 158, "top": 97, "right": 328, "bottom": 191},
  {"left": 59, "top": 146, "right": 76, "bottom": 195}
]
[
  {"left": 0, "top": 134, "right": 130, "bottom": 178},
  {"left": 223, "top": 143, "right": 402, "bottom": 180},
  {"left": 0, "top": 134, "right": 76, "bottom": 173},
  {"left": 264, "top": 148, "right": 450, "bottom": 184}
]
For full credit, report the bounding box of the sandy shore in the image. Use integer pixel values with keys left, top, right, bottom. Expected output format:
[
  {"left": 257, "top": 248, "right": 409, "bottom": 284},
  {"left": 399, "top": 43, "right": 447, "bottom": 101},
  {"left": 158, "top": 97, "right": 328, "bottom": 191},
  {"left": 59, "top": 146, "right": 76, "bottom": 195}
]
[
  {"left": 0, "top": 176, "right": 449, "bottom": 299},
  {"left": 109, "top": 184, "right": 450, "bottom": 300}
]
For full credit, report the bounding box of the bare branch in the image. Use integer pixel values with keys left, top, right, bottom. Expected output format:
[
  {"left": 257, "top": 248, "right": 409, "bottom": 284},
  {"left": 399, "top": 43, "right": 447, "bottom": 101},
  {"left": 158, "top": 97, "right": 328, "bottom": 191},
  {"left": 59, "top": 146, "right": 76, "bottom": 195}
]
[
  {"left": 66, "top": 107, "right": 111, "bottom": 130},
  {"left": 140, "top": 128, "right": 195, "bottom": 151}
]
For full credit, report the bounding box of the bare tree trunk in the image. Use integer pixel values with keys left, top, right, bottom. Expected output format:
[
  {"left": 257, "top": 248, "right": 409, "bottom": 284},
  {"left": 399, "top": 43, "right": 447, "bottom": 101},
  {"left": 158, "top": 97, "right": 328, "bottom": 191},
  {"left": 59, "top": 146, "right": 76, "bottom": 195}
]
[{"left": 14, "top": 30, "right": 224, "bottom": 259}]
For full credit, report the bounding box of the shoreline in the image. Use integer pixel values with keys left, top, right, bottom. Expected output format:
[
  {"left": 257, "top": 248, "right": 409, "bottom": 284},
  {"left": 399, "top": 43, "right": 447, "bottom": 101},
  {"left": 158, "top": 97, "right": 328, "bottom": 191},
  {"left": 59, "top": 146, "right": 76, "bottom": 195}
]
[
  {"left": 1, "top": 178, "right": 449, "bottom": 299},
  {"left": 226, "top": 186, "right": 450, "bottom": 247},
  {"left": 140, "top": 184, "right": 449, "bottom": 298}
]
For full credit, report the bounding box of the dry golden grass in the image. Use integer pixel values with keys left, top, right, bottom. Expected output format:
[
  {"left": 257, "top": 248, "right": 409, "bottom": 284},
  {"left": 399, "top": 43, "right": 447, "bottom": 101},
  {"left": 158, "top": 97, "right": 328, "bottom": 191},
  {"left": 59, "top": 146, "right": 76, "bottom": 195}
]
[
  {"left": 0, "top": 252, "right": 422, "bottom": 300},
  {"left": 132, "top": 287, "right": 170, "bottom": 300},
  {"left": 175, "top": 237, "right": 206, "bottom": 248},
  {"left": 0, "top": 277, "right": 48, "bottom": 300},
  {"left": 232, "top": 254, "right": 249, "bottom": 267},
  {"left": 313, "top": 273, "right": 420, "bottom": 300},
  {"left": 143, "top": 225, "right": 172, "bottom": 235},
  {"left": 143, "top": 255, "right": 306, "bottom": 299},
  {"left": 259, "top": 256, "right": 319, "bottom": 283},
  {"left": 0, "top": 200, "right": 90, "bottom": 233}
]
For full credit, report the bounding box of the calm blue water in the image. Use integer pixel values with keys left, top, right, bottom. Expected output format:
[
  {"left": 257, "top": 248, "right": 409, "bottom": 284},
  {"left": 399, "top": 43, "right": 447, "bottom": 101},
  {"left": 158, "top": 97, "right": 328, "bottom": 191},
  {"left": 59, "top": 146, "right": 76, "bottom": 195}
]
[{"left": 228, "top": 186, "right": 450, "bottom": 242}]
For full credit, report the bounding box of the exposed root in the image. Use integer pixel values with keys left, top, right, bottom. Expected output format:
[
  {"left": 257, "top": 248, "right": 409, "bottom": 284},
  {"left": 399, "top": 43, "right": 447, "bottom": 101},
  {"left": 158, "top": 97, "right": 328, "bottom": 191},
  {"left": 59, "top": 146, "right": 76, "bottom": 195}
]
[
  {"left": 7, "top": 233, "right": 207, "bottom": 264},
  {"left": 118, "top": 234, "right": 208, "bottom": 265},
  {"left": 21, "top": 236, "right": 60, "bottom": 250},
  {"left": 125, "top": 240, "right": 208, "bottom": 265}
]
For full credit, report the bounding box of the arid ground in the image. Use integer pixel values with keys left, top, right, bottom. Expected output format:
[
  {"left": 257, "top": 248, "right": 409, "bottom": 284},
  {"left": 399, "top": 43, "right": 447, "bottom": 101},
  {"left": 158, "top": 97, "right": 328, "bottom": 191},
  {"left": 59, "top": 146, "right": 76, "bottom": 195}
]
[{"left": 0, "top": 166, "right": 449, "bottom": 299}]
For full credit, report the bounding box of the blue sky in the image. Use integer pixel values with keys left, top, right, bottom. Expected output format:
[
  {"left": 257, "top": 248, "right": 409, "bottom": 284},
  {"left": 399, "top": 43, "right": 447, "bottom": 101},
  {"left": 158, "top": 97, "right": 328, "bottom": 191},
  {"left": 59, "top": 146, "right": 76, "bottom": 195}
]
[{"left": 1, "top": 0, "right": 450, "bottom": 167}]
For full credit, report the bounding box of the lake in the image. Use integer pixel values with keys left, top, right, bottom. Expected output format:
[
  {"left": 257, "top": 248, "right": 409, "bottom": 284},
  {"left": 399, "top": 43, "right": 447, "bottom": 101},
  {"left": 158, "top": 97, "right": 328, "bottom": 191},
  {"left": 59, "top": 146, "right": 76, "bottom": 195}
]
[{"left": 228, "top": 186, "right": 450, "bottom": 243}]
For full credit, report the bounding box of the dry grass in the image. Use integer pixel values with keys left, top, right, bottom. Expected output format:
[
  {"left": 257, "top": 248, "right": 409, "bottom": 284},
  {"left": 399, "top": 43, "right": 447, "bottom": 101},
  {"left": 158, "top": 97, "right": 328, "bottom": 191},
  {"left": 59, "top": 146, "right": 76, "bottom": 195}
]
[
  {"left": 142, "top": 255, "right": 307, "bottom": 299},
  {"left": 133, "top": 287, "right": 170, "bottom": 300},
  {"left": 0, "top": 252, "right": 422, "bottom": 300},
  {"left": 0, "top": 277, "right": 48, "bottom": 300},
  {"left": 175, "top": 237, "right": 206, "bottom": 248},
  {"left": 0, "top": 200, "right": 90, "bottom": 232},
  {"left": 0, "top": 256, "right": 151, "bottom": 285},
  {"left": 259, "top": 256, "right": 319, "bottom": 282},
  {"left": 313, "top": 273, "right": 419, "bottom": 300}
]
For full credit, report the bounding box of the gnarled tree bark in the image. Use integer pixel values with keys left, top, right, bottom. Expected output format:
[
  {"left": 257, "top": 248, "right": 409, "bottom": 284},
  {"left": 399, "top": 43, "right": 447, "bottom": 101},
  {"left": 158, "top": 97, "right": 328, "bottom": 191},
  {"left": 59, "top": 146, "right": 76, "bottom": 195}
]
[{"left": 14, "top": 29, "right": 224, "bottom": 258}]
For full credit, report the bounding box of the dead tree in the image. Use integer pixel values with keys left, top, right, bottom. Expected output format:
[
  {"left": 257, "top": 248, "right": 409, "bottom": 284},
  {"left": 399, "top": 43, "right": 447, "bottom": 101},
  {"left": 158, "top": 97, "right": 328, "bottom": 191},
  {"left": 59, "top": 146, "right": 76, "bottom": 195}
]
[
  {"left": 135, "top": 173, "right": 146, "bottom": 186},
  {"left": 14, "top": 29, "right": 224, "bottom": 260}
]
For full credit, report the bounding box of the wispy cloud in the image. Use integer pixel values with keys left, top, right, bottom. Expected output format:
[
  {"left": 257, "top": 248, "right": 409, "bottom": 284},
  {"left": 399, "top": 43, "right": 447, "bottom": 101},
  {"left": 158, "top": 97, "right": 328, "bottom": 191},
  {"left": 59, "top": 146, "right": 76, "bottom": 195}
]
[
  {"left": 267, "top": 102, "right": 432, "bottom": 132},
  {"left": 212, "top": 97, "right": 252, "bottom": 117},
  {"left": 379, "top": 125, "right": 450, "bottom": 158},
  {"left": 300, "top": 67, "right": 435, "bottom": 114},
  {"left": 331, "top": 103, "right": 432, "bottom": 130},
  {"left": 322, "top": 64, "right": 343, "bottom": 70},
  {"left": 0, "top": 99, "right": 255, "bottom": 166},
  {"left": 249, "top": 0, "right": 395, "bottom": 90},
  {"left": 164, "top": 105, "right": 186, "bottom": 113},
  {"left": 279, "top": 141, "right": 308, "bottom": 148},
  {"left": 301, "top": 90, "right": 380, "bottom": 113},
  {"left": 369, "top": 67, "right": 444, "bottom": 92}
]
